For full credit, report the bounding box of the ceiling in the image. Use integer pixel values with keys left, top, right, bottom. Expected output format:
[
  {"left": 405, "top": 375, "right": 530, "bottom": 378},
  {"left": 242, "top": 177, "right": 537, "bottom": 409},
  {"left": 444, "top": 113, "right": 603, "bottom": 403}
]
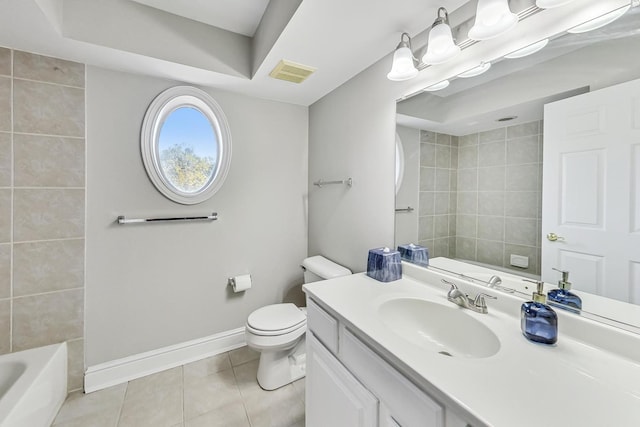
[
  {"left": 0, "top": 0, "right": 466, "bottom": 106},
  {"left": 129, "top": 0, "right": 270, "bottom": 37}
]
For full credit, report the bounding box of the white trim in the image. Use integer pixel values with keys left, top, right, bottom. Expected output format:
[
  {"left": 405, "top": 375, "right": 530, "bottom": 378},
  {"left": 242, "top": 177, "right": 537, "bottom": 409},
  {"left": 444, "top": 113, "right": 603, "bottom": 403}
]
[{"left": 84, "top": 327, "right": 246, "bottom": 393}]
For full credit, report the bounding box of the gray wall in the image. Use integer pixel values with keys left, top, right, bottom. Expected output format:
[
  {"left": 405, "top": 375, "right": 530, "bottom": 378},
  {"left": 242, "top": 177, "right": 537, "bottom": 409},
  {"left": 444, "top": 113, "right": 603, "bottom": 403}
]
[
  {"left": 86, "top": 67, "right": 308, "bottom": 365},
  {"left": 0, "top": 48, "right": 85, "bottom": 391}
]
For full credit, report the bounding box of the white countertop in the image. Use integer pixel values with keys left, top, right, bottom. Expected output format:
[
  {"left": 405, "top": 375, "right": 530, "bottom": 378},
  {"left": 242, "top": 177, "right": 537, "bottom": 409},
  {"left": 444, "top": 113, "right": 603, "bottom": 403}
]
[{"left": 303, "top": 265, "right": 640, "bottom": 427}]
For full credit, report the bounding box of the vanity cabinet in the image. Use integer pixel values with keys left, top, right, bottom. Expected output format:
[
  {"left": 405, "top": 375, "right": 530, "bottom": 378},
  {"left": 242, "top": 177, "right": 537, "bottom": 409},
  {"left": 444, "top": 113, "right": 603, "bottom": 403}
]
[
  {"left": 307, "top": 333, "right": 378, "bottom": 426},
  {"left": 306, "top": 298, "right": 471, "bottom": 427}
]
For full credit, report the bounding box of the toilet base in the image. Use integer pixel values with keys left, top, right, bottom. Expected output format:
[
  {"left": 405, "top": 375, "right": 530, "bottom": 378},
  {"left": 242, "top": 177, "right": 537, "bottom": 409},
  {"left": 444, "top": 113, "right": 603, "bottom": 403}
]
[{"left": 256, "top": 336, "right": 306, "bottom": 391}]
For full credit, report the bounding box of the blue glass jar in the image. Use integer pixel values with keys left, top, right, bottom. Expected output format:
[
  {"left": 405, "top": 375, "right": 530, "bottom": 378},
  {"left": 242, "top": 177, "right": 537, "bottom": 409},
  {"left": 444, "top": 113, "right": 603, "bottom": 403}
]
[
  {"left": 548, "top": 288, "right": 582, "bottom": 311},
  {"left": 548, "top": 268, "right": 581, "bottom": 312},
  {"left": 521, "top": 281, "right": 558, "bottom": 345}
]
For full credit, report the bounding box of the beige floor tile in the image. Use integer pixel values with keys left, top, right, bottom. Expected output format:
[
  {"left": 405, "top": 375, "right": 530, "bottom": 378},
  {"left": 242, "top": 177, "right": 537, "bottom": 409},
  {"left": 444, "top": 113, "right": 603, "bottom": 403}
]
[
  {"left": 232, "top": 359, "right": 263, "bottom": 398},
  {"left": 184, "top": 368, "right": 243, "bottom": 420},
  {"left": 243, "top": 384, "right": 305, "bottom": 427},
  {"left": 118, "top": 386, "right": 183, "bottom": 427},
  {"left": 57, "top": 354, "right": 307, "bottom": 427},
  {"left": 229, "top": 346, "right": 260, "bottom": 366},
  {"left": 183, "top": 353, "right": 231, "bottom": 381},
  {"left": 126, "top": 366, "right": 182, "bottom": 394},
  {"left": 292, "top": 378, "right": 306, "bottom": 403},
  {"left": 118, "top": 367, "right": 183, "bottom": 427},
  {"left": 185, "top": 401, "right": 250, "bottom": 427},
  {"left": 53, "top": 383, "right": 126, "bottom": 426}
]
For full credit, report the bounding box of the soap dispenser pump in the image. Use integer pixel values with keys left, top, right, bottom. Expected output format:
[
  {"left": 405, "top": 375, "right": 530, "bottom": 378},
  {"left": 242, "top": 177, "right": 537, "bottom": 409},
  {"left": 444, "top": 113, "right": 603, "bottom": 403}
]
[
  {"left": 547, "top": 268, "right": 582, "bottom": 311},
  {"left": 521, "top": 280, "right": 558, "bottom": 345}
]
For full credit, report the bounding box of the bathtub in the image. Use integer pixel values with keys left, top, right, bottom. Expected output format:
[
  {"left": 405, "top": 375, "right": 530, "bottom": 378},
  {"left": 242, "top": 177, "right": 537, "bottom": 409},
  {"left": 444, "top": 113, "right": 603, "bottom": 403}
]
[{"left": 0, "top": 343, "right": 67, "bottom": 427}]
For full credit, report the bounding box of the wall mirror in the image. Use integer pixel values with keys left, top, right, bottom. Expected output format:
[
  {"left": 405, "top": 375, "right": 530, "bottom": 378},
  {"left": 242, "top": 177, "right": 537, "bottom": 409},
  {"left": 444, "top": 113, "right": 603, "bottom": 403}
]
[
  {"left": 395, "top": 7, "right": 640, "bottom": 331},
  {"left": 141, "top": 86, "right": 232, "bottom": 205}
]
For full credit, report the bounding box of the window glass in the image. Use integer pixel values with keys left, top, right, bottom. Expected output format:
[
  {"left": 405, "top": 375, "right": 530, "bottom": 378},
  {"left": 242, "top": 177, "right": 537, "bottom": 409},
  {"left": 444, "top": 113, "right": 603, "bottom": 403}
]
[{"left": 158, "top": 107, "right": 217, "bottom": 193}]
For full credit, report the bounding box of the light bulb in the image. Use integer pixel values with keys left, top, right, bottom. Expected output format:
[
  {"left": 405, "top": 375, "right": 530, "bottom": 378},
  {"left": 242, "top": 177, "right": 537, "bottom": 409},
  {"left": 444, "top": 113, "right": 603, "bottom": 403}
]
[
  {"left": 387, "top": 46, "right": 418, "bottom": 81},
  {"left": 469, "top": 0, "right": 518, "bottom": 41}
]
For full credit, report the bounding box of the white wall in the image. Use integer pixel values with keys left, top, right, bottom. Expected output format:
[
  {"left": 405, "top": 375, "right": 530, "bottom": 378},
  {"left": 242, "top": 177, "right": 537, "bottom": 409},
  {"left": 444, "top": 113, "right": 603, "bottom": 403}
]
[{"left": 85, "top": 66, "right": 308, "bottom": 366}]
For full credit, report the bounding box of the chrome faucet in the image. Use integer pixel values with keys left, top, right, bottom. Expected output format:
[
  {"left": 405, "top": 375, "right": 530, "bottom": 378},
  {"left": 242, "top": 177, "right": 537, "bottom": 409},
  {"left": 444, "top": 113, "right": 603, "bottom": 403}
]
[
  {"left": 441, "top": 279, "right": 496, "bottom": 314},
  {"left": 487, "top": 275, "right": 502, "bottom": 288}
]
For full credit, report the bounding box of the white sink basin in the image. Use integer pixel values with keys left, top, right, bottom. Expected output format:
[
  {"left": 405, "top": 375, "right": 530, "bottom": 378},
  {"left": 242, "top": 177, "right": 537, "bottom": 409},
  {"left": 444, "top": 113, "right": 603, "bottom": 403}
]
[{"left": 378, "top": 298, "right": 501, "bottom": 359}]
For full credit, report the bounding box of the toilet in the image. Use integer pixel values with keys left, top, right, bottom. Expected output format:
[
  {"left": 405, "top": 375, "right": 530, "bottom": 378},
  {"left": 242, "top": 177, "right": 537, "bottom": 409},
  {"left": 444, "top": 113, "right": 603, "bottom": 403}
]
[{"left": 245, "top": 255, "right": 351, "bottom": 390}]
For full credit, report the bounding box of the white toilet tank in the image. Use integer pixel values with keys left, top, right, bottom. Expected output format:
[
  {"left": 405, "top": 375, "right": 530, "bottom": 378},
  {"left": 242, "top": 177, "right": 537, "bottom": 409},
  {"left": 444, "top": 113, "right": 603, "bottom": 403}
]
[{"left": 302, "top": 255, "right": 351, "bottom": 283}]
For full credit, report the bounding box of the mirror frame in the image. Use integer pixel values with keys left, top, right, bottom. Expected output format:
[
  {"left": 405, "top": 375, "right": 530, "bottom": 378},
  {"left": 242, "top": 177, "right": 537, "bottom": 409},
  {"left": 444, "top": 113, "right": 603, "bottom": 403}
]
[{"left": 141, "top": 86, "right": 232, "bottom": 205}]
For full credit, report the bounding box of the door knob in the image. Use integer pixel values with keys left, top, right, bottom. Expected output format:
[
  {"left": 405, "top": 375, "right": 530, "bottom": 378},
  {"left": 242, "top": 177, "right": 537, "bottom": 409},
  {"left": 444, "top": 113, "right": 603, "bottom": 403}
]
[{"left": 546, "top": 232, "right": 565, "bottom": 242}]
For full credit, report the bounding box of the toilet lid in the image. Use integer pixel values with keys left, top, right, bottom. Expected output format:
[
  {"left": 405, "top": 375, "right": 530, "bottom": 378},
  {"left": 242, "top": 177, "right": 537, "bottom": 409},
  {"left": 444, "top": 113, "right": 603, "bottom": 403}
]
[{"left": 247, "top": 303, "right": 306, "bottom": 332}]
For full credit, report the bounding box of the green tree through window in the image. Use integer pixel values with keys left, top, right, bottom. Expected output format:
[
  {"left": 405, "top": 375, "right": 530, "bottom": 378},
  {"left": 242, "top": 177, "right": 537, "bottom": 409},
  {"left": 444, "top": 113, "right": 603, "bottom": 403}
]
[{"left": 160, "top": 143, "right": 216, "bottom": 193}]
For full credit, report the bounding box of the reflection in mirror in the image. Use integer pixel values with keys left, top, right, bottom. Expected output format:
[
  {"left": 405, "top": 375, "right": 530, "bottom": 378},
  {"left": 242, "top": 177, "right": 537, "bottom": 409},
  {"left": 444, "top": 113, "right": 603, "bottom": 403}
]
[{"left": 394, "top": 8, "right": 640, "bottom": 330}]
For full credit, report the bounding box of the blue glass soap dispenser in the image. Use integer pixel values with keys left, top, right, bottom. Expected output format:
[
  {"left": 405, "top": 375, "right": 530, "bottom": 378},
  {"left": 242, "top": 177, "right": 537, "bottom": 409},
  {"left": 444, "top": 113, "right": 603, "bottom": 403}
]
[
  {"left": 547, "top": 268, "right": 582, "bottom": 311},
  {"left": 521, "top": 280, "right": 558, "bottom": 345}
]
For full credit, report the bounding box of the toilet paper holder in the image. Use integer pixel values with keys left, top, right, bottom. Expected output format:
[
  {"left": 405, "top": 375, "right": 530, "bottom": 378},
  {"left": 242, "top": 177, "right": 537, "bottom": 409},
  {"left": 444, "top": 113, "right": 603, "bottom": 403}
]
[{"left": 228, "top": 274, "right": 252, "bottom": 292}]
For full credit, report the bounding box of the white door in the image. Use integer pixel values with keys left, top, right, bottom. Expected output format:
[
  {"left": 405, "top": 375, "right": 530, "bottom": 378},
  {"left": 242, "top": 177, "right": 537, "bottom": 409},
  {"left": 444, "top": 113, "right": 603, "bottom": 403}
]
[
  {"left": 306, "top": 333, "right": 378, "bottom": 427},
  {"left": 542, "top": 78, "right": 640, "bottom": 304}
]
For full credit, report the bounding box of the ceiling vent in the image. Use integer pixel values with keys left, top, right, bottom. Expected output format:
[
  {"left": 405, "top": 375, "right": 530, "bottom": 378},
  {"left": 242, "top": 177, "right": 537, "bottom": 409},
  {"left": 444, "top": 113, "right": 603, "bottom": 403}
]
[{"left": 269, "top": 60, "right": 316, "bottom": 84}]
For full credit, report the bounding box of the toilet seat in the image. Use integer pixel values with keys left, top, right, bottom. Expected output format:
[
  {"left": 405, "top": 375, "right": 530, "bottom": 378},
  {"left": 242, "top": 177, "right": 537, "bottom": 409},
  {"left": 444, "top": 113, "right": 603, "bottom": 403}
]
[{"left": 247, "top": 303, "right": 306, "bottom": 336}]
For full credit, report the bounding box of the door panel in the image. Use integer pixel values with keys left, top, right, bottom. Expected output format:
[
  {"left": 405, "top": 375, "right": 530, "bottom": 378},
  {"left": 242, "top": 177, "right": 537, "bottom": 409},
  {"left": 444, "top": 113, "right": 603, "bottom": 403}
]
[{"left": 542, "top": 78, "right": 640, "bottom": 303}]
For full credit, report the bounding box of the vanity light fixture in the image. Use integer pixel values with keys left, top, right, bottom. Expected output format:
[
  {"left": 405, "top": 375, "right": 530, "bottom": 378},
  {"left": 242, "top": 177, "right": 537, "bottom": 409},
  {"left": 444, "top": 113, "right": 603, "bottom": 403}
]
[
  {"left": 424, "top": 80, "right": 450, "bottom": 91},
  {"left": 567, "top": 4, "right": 631, "bottom": 33},
  {"left": 457, "top": 62, "right": 491, "bottom": 78},
  {"left": 387, "top": 32, "right": 419, "bottom": 81},
  {"left": 422, "top": 7, "right": 460, "bottom": 65},
  {"left": 535, "top": 0, "right": 575, "bottom": 8},
  {"left": 504, "top": 38, "right": 549, "bottom": 59},
  {"left": 468, "top": 0, "right": 518, "bottom": 41}
]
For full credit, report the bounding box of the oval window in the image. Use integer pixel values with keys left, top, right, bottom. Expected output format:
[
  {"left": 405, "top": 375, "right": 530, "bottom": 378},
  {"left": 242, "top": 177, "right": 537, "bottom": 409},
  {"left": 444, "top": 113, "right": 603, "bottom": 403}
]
[{"left": 141, "top": 86, "right": 232, "bottom": 204}]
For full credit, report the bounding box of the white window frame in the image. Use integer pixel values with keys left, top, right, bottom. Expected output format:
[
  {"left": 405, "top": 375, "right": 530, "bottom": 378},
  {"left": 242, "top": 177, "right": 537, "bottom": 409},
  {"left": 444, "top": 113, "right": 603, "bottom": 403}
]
[{"left": 140, "top": 86, "right": 232, "bottom": 205}]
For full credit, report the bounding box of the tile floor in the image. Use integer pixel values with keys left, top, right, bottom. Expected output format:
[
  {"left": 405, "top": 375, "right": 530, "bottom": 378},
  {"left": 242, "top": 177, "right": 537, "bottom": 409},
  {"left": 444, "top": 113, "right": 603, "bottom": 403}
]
[{"left": 52, "top": 346, "right": 306, "bottom": 427}]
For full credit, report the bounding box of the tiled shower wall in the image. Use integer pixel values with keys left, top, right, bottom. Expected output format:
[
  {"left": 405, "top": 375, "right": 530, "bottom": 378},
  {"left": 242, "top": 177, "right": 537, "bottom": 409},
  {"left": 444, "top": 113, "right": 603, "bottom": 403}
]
[
  {"left": 417, "top": 131, "right": 458, "bottom": 258},
  {"left": 418, "top": 121, "right": 543, "bottom": 276},
  {"left": 0, "top": 47, "right": 85, "bottom": 391}
]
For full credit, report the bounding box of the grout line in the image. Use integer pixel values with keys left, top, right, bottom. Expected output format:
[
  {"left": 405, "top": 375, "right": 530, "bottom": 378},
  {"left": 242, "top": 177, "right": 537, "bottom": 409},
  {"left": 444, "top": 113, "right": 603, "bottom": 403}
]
[
  {"left": 115, "top": 381, "right": 129, "bottom": 427},
  {"left": 8, "top": 47, "right": 13, "bottom": 353},
  {"left": 11, "top": 236, "right": 84, "bottom": 244},
  {"left": 12, "top": 131, "right": 84, "bottom": 140},
  {"left": 12, "top": 186, "right": 85, "bottom": 190},
  {"left": 180, "top": 365, "right": 185, "bottom": 425},
  {"left": 11, "top": 286, "right": 84, "bottom": 300},
  {"left": 13, "top": 76, "right": 85, "bottom": 90}
]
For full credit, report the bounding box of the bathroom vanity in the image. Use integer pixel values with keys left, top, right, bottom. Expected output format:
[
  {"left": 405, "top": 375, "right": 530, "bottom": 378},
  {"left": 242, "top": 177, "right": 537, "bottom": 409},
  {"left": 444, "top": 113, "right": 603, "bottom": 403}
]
[{"left": 303, "top": 262, "right": 640, "bottom": 427}]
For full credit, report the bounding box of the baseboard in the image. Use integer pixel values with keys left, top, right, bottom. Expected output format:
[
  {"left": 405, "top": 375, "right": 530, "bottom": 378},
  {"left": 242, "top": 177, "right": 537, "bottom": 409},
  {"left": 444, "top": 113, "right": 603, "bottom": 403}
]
[{"left": 84, "top": 327, "right": 246, "bottom": 393}]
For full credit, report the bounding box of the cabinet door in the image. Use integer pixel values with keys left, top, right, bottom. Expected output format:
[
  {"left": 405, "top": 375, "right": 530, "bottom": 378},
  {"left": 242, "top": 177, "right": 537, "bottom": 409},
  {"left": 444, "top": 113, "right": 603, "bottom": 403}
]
[
  {"left": 307, "top": 332, "right": 378, "bottom": 427},
  {"left": 341, "top": 328, "right": 444, "bottom": 427}
]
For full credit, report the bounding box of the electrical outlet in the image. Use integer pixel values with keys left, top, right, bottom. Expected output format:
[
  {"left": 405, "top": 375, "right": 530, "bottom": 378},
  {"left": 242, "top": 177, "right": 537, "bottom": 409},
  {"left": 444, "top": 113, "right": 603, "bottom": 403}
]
[{"left": 510, "top": 254, "right": 529, "bottom": 268}]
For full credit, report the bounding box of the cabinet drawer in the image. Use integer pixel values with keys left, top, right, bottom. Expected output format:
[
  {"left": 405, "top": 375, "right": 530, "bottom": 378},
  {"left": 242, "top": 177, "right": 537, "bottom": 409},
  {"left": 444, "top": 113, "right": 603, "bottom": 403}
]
[
  {"left": 307, "top": 298, "right": 338, "bottom": 354},
  {"left": 341, "top": 328, "right": 444, "bottom": 427}
]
